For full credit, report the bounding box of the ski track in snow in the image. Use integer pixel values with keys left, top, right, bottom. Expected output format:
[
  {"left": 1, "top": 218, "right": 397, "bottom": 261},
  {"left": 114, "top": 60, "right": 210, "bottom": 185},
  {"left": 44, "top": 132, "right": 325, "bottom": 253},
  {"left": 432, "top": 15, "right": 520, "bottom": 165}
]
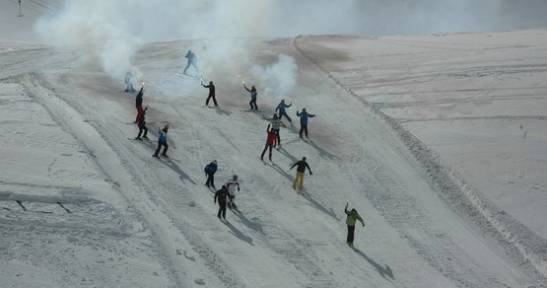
[
  {"left": 293, "top": 34, "right": 547, "bottom": 285},
  {"left": 167, "top": 105, "right": 341, "bottom": 288},
  {"left": 292, "top": 38, "right": 518, "bottom": 287},
  {"left": 2, "top": 32, "right": 547, "bottom": 287},
  {"left": 18, "top": 74, "right": 198, "bottom": 288},
  {"left": 24, "top": 72, "right": 325, "bottom": 288}
]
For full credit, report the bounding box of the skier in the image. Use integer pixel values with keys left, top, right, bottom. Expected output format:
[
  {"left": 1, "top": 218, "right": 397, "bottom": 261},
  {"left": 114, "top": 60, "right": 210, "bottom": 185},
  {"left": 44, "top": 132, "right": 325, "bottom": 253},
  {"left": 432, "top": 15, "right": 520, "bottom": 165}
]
[
  {"left": 270, "top": 114, "right": 282, "bottom": 148},
  {"left": 225, "top": 175, "right": 240, "bottom": 209},
  {"left": 275, "top": 99, "right": 292, "bottom": 124},
  {"left": 153, "top": 125, "right": 169, "bottom": 158},
  {"left": 261, "top": 124, "right": 277, "bottom": 161},
  {"left": 201, "top": 81, "right": 217, "bottom": 107},
  {"left": 290, "top": 157, "right": 312, "bottom": 190},
  {"left": 135, "top": 106, "right": 149, "bottom": 140},
  {"left": 183, "top": 49, "right": 198, "bottom": 75},
  {"left": 344, "top": 202, "right": 365, "bottom": 247},
  {"left": 204, "top": 160, "right": 218, "bottom": 190},
  {"left": 296, "top": 108, "right": 315, "bottom": 139},
  {"left": 214, "top": 185, "right": 230, "bottom": 220},
  {"left": 124, "top": 72, "right": 136, "bottom": 93},
  {"left": 243, "top": 83, "right": 258, "bottom": 110},
  {"left": 135, "top": 83, "right": 144, "bottom": 123}
]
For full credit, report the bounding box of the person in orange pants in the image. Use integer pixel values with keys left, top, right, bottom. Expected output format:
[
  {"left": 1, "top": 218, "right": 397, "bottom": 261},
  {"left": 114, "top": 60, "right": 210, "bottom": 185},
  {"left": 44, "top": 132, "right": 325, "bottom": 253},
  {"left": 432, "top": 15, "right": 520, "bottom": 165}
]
[{"left": 290, "top": 157, "right": 312, "bottom": 190}]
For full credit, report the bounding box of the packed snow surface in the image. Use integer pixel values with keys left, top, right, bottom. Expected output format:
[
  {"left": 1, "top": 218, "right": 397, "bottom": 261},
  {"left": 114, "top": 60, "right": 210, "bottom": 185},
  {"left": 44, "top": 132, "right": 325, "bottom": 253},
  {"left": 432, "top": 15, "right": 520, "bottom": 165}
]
[{"left": 1, "top": 30, "right": 546, "bottom": 287}]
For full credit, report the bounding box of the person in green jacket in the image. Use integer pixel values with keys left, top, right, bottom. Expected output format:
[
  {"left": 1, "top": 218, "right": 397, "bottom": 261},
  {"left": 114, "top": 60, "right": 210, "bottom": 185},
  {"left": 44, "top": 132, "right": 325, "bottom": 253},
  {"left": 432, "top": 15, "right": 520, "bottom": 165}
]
[{"left": 345, "top": 202, "right": 365, "bottom": 246}]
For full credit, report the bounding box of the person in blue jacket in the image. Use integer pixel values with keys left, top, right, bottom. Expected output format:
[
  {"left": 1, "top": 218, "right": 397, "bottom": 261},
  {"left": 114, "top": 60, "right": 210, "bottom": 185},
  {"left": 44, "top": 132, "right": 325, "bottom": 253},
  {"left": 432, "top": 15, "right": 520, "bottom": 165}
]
[
  {"left": 183, "top": 49, "right": 198, "bottom": 75},
  {"left": 296, "top": 108, "right": 316, "bottom": 138},
  {"left": 153, "top": 125, "right": 169, "bottom": 158},
  {"left": 276, "top": 99, "right": 292, "bottom": 123},
  {"left": 204, "top": 160, "right": 218, "bottom": 189}
]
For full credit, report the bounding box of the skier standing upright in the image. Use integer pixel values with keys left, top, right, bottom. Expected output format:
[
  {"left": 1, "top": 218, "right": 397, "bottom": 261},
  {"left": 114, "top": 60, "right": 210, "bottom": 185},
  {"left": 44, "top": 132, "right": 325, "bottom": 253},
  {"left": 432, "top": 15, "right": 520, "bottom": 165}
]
[
  {"left": 290, "top": 157, "right": 312, "bottom": 190},
  {"left": 135, "top": 84, "right": 144, "bottom": 123},
  {"left": 204, "top": 160, "right": 218, "bottom": 190},
  {"left": 261, "top": 124, "right": 277, "bottom": 161},
  {"left": 124, "top": 72, "right": 136, "bottom": 93},
  {"left": 214, "top": 185, "right": 230, "bottom": 220},
  {"left": 296, "top": 108, "right": 315, "bottom": 139},
  {"left": 270, "top": 114, "right": 282, "bottom": 147},
  {"left": 344, "top": 202, "right": 365, "bottom": 247},
  {"left": 135, "top": 106, "right": 149, "bottom": 140},
  {"left": 225, "top": 175, "right": 240, "bottom": 209},
  {"left": 183, "top": 49, "right": 199, "bottom": 75},
  {"left": 276, "top": 99, "right": 292, "bottom": 124},
  {"left": 202, "top": 81, "right": 217, "bottom": 107},
  {"left": 153, "top": 125, "right": 169, "bottom": 158},
  {"left": 243, "top": 83, "right": 258, "bottom": 110}
]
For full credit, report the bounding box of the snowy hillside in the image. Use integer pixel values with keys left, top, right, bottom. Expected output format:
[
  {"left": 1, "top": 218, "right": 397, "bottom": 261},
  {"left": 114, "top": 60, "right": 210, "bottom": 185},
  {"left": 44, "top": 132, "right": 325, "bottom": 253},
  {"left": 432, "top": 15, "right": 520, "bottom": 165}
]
[{"left": 1, "top": 31, "right": 546, "bottom": 288}]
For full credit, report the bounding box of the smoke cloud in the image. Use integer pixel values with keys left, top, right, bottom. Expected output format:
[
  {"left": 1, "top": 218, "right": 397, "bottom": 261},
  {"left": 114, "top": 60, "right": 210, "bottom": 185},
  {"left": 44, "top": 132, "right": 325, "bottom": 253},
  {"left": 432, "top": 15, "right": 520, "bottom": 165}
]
[
  {"left": 34, "top": 0, "right": 547, "bottom": 85},
  {"left": 251, "top": 54, "right": 297, "bottom": 99}
]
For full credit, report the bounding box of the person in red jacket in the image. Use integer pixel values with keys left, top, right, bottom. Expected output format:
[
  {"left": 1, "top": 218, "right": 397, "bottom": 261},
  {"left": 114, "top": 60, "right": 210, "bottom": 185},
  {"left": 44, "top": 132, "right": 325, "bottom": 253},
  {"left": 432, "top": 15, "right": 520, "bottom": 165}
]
[
  {"left": 260, "top": 124, "right": 277, "bottom": 161},
  {"left": 134, "top": 83, "right": 144, "bottom": 123}
]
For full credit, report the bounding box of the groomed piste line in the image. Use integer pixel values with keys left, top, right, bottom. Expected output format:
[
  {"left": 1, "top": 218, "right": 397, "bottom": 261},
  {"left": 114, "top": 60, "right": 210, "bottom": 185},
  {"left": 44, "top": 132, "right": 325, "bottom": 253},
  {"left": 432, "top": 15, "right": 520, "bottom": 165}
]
[{"left": 292, "top": 35, "right": 547, "bottom": 281}]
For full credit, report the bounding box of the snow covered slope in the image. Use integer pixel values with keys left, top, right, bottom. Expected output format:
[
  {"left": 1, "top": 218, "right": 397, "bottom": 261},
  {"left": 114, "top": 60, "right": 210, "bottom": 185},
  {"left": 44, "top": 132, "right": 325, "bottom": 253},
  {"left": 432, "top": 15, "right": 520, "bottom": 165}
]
[
  {"left": 294, "top": 30, "right": 547, "bottom": 280},
  {"left": 1, "top": 32, "right": 546, "bottom": 287}
]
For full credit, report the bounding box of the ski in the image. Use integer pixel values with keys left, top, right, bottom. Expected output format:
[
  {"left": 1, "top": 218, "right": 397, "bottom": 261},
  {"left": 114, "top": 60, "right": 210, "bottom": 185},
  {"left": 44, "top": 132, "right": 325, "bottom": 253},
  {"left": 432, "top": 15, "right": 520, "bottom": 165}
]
[{"left": 127, "top": 137, "right": 152, "bottom": 142}]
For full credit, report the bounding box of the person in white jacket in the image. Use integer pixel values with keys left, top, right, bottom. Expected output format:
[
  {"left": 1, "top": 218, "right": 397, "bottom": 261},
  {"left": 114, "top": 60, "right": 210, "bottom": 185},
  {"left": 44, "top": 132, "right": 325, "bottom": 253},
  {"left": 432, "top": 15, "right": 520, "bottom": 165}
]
[{"left": 225, "top": 175, "right": 240, "bottom": 209}]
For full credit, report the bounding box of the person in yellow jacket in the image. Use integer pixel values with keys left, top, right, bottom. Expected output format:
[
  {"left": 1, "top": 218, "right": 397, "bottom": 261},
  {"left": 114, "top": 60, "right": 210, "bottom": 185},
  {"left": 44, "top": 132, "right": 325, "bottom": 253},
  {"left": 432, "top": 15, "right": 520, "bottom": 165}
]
[{"left": 345, "top": 202, "right": 365, "bottom": 246}]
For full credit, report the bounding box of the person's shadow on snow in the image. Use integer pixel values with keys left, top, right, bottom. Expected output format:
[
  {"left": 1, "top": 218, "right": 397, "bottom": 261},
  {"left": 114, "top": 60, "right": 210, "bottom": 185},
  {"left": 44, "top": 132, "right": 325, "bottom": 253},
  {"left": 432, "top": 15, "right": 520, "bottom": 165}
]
[
  {"left": 214, "top": 106, "right": 231, "bottom": 116},
  {"left": 265, "top": 162, "right": 292, "bottom": 181},
  {"left": 265, "top": 163, "right": 339, "bottom": 222},
  {"left": 277, "top": 147, "right": 299, "bottom": 163},
  {"left": 223, "top": 220, "right": 254, "bottom": 246},
  {"left": 300, "top": 189, "right": 339, "bottom": 221},
  {"left": 352, "top": 246, "right": 394, "bottom": 280},
  {"left": 157, "top": 158, "right": 196, "bottom": 185},
  {"left": 141, "top": 133, "right": 195, "bottom": 184},
  {"left": 306, "top": 139, "right": 339, "bottom": 160},
  {"left": 232, "top": 210, "right": 264, "bottom": 235}
]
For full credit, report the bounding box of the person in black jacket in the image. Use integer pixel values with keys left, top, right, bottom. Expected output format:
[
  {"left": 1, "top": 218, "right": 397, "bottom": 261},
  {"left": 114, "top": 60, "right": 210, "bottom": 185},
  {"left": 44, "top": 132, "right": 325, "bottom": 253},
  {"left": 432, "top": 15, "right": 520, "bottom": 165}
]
[
  {"left": 290, "top": 157, "right": 313, "bottom": 190},
  {"left": 214, "top": 185, "right": 230, "bottom": 220},
  {"left": 202, "top": 81, "right": 217, "bottom": 107},
  {"left": 204, "top": 160, "right": 218, "bottom": 189},
  {"left": 243, "top": 83, "right": 258, "bottom": 110},
  {"left": 135, "top": 107, "right": 149, "bottom": 140}
]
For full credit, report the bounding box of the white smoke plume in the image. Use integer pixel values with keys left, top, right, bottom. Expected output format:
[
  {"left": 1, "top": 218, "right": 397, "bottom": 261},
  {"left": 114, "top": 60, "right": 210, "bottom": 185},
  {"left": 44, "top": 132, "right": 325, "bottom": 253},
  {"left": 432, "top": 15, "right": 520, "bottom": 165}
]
[
  {"left": 34, "top": 0, "right": 277, "bottom": 82},
  {"left": 33, "top": 0, "right": 547, "bottom": 84},
  {"left": 251, "top": 55, "right": 297, "bottom": 99},
  {"left": 34, "top": 2, "right": 144, "bottom": 81}
]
